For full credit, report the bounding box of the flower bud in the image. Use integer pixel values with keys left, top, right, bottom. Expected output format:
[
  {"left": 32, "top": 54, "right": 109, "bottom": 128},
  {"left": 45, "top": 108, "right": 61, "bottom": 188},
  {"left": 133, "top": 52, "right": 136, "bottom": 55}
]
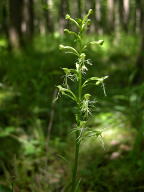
[
  {"left": 65, "top": 14, "right": 70, "bottom": 20},
  {"left": 88, "top": 9, "right": 93, "bottom": 15},
  {"left": 80, "top": 53, "right": 86, "bottom": 59},
  {"left": 59, "top": 44, "right": 65, "bottom": 50}
]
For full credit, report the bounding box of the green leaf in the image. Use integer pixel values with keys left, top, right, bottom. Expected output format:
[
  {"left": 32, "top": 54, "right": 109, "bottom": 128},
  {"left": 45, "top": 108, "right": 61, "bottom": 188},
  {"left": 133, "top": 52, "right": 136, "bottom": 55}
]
[
  {"left": 82, "top": 76, "right": 108, "bottom": 88},
  {"left": 64, "top": 29, "right": 77, "bottom": 37},
  {"left": 85, "top": 130, "right": 102, "bottom": 138},
  {"left": 83, "top": 9, "right": 93, "bottom": 24},
  {"left": 57, "top": 85, "right": 77, "bottom": 102},
  {"left": 95, "top": 76, "right": 109, "bottom": 85},
  {"left": 65, "top": 15, "right": 80, "bottom": 28},
  {"left": 90, "top": 40, "right": 104, "bottom": 46},
  {"left": 62, "top": 68, "right": 77, "bottom": 75},
  {"left": 59, "top": 45, "right": 79, "bottom": 56},
  {"left": 82, "top": 77, "right": 99, "bottom": 87}
]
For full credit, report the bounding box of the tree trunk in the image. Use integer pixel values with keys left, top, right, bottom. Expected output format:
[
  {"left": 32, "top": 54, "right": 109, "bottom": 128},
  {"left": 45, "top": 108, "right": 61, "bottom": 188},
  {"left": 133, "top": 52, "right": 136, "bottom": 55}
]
[
  {"left": 43, "top": 0, "right": 54, "bottom": 33},
  {"left": 59, "top": 0, "right": 69, "bottom": 34},
  {"left": 139, "top": 0, "right": 144, "bottom": 34},
  {"left": 134, "top": 28, "right": 144, "bottom": 84},
  {"left": 133, "top": 0, "right": 144, "bottom": 83},
  {"left": 100, "top": 0, "right": 107, "bottom": 34},
  {"left": 96, "top": 0, "right": 102, "bottom": 34},
  {"left": 0, "top": 3, "right": 8, "bottom": 36},
  {"left": 114, "top": 0, "right": 120, "bottom": 42},
  {"left": 90, "top": 0, "right": 97, "bottom": 33},
  {"left": 118, "top": 0, "right": 125, "bottom": 31},
  {"left": 107, "top": 0, "right": 115, "bottom": 33},
  {"left": 123, "top": 0, "right": 130, "bottom": 32},
  {"left": 8, "top": 0, "right": 24, "bottom": 49},
  {"left": 130, "top": 0, "right": 137, "bottom": 34},
  {"left": 21, "top": 0, "right": 34, "bottom": 42}
]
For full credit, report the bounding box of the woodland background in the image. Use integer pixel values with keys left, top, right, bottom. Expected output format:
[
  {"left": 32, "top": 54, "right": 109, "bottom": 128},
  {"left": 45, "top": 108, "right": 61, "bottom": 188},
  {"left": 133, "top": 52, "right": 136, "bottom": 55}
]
[{"left": 0, "top": 0, "right": 144, "bottom": 191}]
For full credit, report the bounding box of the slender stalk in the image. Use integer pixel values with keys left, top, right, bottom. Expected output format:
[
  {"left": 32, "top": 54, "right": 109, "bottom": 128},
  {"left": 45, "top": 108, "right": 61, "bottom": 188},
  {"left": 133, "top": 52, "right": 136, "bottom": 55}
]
[
  {"left": 71, "top": 60, "right": 82, "bottom": 192},
  {"left": 71, "top": 132, "right": 80, "bottom": 192}
]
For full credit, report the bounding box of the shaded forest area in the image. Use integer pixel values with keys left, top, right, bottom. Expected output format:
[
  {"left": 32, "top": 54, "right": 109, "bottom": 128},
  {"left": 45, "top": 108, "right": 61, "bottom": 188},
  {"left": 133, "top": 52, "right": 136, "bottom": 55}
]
[{"left": 0, "top": 0, "right": 144, "bottom": 192}]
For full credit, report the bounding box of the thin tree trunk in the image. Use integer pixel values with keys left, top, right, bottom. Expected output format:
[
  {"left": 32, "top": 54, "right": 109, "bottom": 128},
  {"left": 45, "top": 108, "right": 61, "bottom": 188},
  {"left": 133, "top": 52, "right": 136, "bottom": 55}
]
[
  {"left": 21, "top": 0, "right": 34, "bottom": 42},
  {"left": 118, "top": 0, "right": 125, "bottom": 31},
  {"left": 100, "top": 0, "right": 107, "bottom": 34},
  {"left": 90, "top": 0, "right": 97, "bottom": 33},
  {"left": 133, "top": 0, "right": 144, "bottom": 83},
  {"left": 123, "top": 0, "right": 130, "bottom": 32},
  {"left": 130, "top": 0, "right": 137, "bottom": 34},
  {"left": 43, "top": 0, "right": 54, "bottom": 33},
  {"left": 8, "top": 0, "right": 24, "bottom": 49},
  {"left": 1, "top": 3, "right": 8, "bottom": 37},
  {"left": 96, "top": 0, "right": 102, "bottom": 34},
  {"left": 107, "top": 0, "right": 115, "bottom": 33},
  {"left": 59, "top": 0, "right": 69, "bottom": 34},
  {"left": 139, "top": 0, "right": 144, "bottom": 34},
  {"left": 114, "top": 0, "right": 120, "bottom": 42}
]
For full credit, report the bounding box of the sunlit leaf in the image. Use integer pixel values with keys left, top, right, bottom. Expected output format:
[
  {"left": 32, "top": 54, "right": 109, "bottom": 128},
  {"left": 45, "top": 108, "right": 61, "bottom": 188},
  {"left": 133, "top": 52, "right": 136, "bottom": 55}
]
[
  {"left": 59, "top": 45, "right": 79, "bottom": 56},
  {"left": 57, "top": 85, "right": 77, "bottom": 102},
  {"left": 90, "top": 40, "right": 104, "bottom": 46}
]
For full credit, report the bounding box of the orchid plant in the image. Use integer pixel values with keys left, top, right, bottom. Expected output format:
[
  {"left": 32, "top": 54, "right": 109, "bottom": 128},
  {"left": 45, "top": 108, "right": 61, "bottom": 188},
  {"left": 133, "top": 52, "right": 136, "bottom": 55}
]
[{"left": 57, "top": 9, "right": 108, "bottom": 192}]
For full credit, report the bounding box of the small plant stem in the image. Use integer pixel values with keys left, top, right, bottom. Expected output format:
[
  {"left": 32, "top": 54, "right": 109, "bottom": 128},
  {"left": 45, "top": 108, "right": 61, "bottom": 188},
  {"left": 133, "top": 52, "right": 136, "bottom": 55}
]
[
  {"left": 71, "top": 131, "right": 80, "bottom": 192},
  {"left": 78, "top": 68, "right": 82, "bottom": 101},
  {"left": 71, "top": 62, "right": 83, "bottom": 192}
]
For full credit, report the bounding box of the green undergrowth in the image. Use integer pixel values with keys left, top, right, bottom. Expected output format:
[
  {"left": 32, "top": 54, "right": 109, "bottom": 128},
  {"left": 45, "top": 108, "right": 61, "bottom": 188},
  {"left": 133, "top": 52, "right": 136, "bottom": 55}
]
[{"left": 0, "top": 33, "right": 143, "bottom": 192}]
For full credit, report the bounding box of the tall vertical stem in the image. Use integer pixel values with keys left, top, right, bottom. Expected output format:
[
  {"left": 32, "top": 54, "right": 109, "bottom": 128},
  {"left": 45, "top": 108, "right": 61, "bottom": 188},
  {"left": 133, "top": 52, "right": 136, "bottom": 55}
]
[
  {"left": 71, "top": 61, "right": 82, "bottom": 192},
  {"left": 71, "top": 132, "right": 80, "bottom": 192}
]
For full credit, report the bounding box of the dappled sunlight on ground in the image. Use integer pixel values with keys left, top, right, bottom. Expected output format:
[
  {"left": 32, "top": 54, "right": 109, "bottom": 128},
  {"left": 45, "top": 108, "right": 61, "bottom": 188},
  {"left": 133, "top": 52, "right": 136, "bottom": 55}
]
[
  {"left": 77, "top": 112, "right": 140, "bottom": 192},
  {"left": 81, "top": 111, "right": 135, "bottom": 155}
]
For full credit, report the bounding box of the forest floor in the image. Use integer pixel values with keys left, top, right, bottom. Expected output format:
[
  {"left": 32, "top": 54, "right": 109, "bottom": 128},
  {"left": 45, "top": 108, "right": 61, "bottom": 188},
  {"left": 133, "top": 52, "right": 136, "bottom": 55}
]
[{"left": 0, "top": 34, "right": 144, "bottom": 192}]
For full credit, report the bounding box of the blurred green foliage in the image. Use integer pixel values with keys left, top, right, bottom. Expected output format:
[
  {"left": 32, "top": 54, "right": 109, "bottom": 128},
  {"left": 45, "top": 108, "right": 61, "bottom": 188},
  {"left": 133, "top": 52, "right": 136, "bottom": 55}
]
[{"left": 0, "top": 34, "right": 144, "bottom": 192}]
